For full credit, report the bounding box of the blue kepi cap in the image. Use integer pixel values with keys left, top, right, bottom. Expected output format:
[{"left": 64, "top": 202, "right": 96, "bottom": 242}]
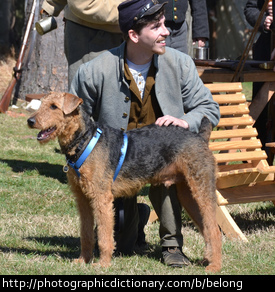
[{"left": 118, "top": 0, "right": 167, "bottom": 34}]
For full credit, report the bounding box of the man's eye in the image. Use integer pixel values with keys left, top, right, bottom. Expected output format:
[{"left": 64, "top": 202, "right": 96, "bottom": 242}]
[{"left": 151, "top": 22, "right": 161, "bottom": 30}]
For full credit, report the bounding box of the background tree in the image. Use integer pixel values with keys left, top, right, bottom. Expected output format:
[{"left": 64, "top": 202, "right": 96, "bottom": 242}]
[
  {"left": 16, "top": 0, "right": 68, "bottom": 102},
  {"left": 0, "top": 0, "right": 18, "bottom": 56}
]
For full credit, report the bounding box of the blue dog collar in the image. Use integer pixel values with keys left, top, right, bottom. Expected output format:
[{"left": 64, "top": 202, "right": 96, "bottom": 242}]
[
  {"left": 113, "top": 133, "right": 128, "bottom": 182},
  {"left": 67, "top": 128, "right": 102, "bottom": 177}
]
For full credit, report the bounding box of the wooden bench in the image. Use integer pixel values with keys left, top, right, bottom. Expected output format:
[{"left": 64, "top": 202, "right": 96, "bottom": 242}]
[
  {"left": 206, "top": 82, "right": 275, "bottom": 241},
  {"left": 149, "top": 82, "right": 275, "bottom": 242}
]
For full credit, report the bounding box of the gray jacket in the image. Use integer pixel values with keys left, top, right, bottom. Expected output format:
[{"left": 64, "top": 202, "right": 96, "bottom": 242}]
[{"left": 70, "top": 42, "right": 220, "bottom": 133}]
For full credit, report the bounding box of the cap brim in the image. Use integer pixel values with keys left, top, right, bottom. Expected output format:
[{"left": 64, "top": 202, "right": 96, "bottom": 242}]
[{"left": 142, "top": 2, "right": 167, "bottom": 17}]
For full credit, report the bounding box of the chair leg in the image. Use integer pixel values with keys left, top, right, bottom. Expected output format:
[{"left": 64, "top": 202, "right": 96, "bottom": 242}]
[
  {"left": 216, "top": 204, "right": 248, "bottom": 242},
  {"left": 150, "top": 190, "right": 250, "bottom": 242}
]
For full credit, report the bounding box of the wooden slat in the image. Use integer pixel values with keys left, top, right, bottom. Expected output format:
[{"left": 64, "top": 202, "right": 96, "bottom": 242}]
[
  {"left": 217, "top": 168, "right": 274, "bottom": 189},
  {"left": 257, "top": 164, "right": 275, "bottom": 174},
  {"left": 219, "top": 104, "right": 249, "bottom": 115},
  {"left": 217, "top": 181, "right": 275, "bottom": 205},
  {"left": 205, "top": 82, "right": 243, "bottom": 93},
  {"left": 214, "top": 150, "right": 267, "bottom": 163},
  {"left": 210, "top": 128, "right": 258, "bottom": 140},
  {"left": 217, "top": 116, "right": 253, "bottom": 127},
  {"left": 209, "top": 139, "right": 262, "bottom": 151},
  {"left": 218, "top": 162, "right": 275, "bottom": 175},
  {"left": 149, "top": 210, "right": 158, "bottom": 223},
  {"left": 218, "top": 163, "right": 254, "bottom": 172},
  {"left": 213, "top": 93, "right": 246, "bottom": 104}
]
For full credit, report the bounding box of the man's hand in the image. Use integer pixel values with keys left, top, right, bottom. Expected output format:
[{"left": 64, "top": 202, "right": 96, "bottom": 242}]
[
  {"left": 155, "top": 115, "right": 189, "bottom": 128},
  {"left": 193, "top": 38, "right": 207, "bottom": 47},
  {"left": 264, "top": 15, "right": 273, "bottom": 31},
  {"left": 265, "top": 2, "right": 273, "bottom": 31}
]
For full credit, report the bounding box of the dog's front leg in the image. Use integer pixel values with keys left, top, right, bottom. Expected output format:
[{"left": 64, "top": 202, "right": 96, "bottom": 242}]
[
  {"left": 73, "top": 188, "right": 95, "bottom": 264},
  {"left": 91, "top": 189, "right": 115, "bottom": 267}
]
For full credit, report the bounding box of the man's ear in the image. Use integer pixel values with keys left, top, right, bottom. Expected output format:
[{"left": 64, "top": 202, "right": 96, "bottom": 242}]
[
  {"left": 62, "top": 93, "right": 83, "bottom": 115},
  {"left": 128, "top": 29, "right": 139, "bottom": 43}
]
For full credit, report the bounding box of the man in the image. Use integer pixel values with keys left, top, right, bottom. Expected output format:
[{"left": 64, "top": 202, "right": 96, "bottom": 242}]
[
  {"left": 159, "top": 0, "right": 209, "bottom": 53},
  {"left": 244, "top": 0, "right": 273, "bottom": 152},
  {"left": 41, "top": 0, "right": 124, "bottom": 86},
  {"left": 70, "top": 0, "right": 220, "bottom": 267}
]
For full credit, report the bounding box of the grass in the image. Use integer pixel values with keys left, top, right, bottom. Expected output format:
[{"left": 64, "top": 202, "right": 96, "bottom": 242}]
[
  {"left": 242, "top": 82, "right": 252, "bottom": 101},
  {"left": 0, "top": 107, "right": 274, "bottom": 275}
]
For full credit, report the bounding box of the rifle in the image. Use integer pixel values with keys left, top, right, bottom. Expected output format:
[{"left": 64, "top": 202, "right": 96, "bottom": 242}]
[
  {"left": 194, "top": 59, "right": 275, "bottom": 70},
  {"left": 0, "top": 0, "right": 37, "bottom": 113}
]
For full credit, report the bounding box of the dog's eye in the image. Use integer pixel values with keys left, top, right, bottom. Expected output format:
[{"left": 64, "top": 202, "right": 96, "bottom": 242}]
[{"left": 50, "top": 104, "right": 58, "bottom": 110}]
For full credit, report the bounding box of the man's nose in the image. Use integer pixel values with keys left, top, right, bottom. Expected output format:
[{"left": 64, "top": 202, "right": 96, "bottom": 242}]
[{"left": 162, "top": 24, "right": 170, "bottom": 37}]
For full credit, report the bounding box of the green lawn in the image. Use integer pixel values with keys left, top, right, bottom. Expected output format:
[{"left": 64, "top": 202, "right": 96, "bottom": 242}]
[
  {"left": 0, "top": 108, "right": 274, "bottom": 275},
  {"left": 242, "top": 82, "right": 252, "bottom": 101}
]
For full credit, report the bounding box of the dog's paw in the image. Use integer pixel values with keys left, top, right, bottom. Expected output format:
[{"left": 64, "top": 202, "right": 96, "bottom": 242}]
[
  {"left": 73, "top": 257, "right": 91, "bottom": 264},
  {"left": 73, "top": 258, "right": 86, "bottom": 264},
  {"left": 92, "top": 260, "right": 111, "bottom": 268},
  {"left": 205, "top": 263, "right": 221, "bottom": 273}
]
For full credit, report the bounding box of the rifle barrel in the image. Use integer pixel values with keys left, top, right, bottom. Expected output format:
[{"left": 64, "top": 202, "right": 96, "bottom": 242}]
[{"left": 0, "top": 0, "right": 37, "bottom": 113}]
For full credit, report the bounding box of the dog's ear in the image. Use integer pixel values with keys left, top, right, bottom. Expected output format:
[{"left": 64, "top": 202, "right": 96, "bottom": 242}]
[{"left": 62, "top": 93, "right": 83, "bottom": 115}]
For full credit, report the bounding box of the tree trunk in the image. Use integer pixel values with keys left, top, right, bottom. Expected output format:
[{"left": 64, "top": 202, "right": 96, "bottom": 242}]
[
  {"left": 17, "top": 0, "right": 68, "bottom": 102},
  {"left": 0, "top": 0, "right": 14, "bottom": 55}
]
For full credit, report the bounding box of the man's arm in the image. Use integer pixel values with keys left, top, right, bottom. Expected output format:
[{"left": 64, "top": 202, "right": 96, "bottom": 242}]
[
  {"left": 179, "top": 56, "right": 220, "bottom": 132},
  {"left": 244, "top": 0, "right": 268, "bottom": 33},
  {"left": 42, "top": 0, "right": 67, "bottom": 16},
  {"left": 189, "top": 0, "right": 209, "bottom": 43}
]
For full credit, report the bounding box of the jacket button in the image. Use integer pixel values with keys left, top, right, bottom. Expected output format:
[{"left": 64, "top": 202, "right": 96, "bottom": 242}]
[
  {"left": 174, "top": 15, "right": 178, "bottom": 20},
  {"left": 123, "top": 112, "right": 128, "bottom": 118},
  {"left": 125, "top": 96, "right": 130, "bottom": 102}
]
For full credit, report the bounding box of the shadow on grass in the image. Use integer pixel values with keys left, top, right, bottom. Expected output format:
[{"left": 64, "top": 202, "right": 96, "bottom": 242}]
[
  {"left": 0, "top": 236, "right": 79, "bottom": 260},
  {"left": 0, "top": 158, "right": 67, "bottom": 184},
  {"left": 232, "top": 203, "right": 275, "bottom": 233},
  {"left": 0, "top": 236, "right": 164, "bottom": 263},
  {"left": 19, "top": 237, "right": 206, "bottom": 268},
  {"left": 181, "top": 203, "right": 275, "bottom": 235}
]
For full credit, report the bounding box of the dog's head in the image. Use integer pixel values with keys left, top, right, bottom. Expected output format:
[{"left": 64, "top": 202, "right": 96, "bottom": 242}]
[{"left": 27, "top": 92, "right": 83, "bottom": 143}]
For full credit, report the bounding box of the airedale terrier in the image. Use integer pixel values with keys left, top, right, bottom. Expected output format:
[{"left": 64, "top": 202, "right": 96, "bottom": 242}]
[{"left": 27, "top": 92, "right": 222, "bottom": 273}]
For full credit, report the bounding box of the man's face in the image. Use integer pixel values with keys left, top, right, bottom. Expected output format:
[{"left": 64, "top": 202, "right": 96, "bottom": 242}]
[{"left": 135, "top": 15, "right": 170, "bottom": 55}]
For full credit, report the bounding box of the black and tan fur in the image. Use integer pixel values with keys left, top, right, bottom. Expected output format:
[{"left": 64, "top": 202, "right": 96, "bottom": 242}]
[{"left": 27, "top": 92, "right": 222, "bottom": 273}]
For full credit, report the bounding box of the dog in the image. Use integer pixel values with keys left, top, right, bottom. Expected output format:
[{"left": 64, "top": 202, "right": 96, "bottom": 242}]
[{"left": 27, "top": 92, "right": 222, "bottom": 273}]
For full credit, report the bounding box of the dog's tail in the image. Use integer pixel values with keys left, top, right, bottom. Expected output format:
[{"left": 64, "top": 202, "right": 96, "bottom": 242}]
[{"left": 199, "top": 116, "right": 212, "bottom": 144}]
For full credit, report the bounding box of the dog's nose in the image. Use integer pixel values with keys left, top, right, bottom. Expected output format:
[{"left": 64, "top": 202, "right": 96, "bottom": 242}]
[{"left": 27, "top": 117, "right": 36, "bottom": 128}]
